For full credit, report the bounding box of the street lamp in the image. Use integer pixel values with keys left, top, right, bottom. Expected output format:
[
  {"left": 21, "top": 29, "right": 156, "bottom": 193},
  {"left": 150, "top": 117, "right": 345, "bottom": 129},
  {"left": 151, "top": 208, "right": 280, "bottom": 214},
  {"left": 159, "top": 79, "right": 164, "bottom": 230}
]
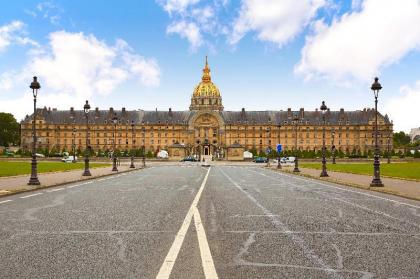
[
  {"left": 130, "top": 120, "right": 135, "bottom": 168},
  {"left": 370, "top": 77, "right": 384, "bottom": 187},
  {"left": 82, "top": 100, "right": 91, "bottom": 176},
  {"left": 72, "top": 121, "right": 76, "bottom": 163},
  {"left": 331, "top": 130, "right": 336, "bottom": 164},
  {"left": 142, "top": 126, "right": 146, "bottom": 168},
  {"left": 277, "top": 125, "right": 282, "bottom": 169},
  {"left": 387, "top": 128, "right": 391, "bottom": 164},
  {"left": 112, "top": 113, "right": 118, "bottom": 171},
  {"left": 28, "top": 76, "right": 41, "bottom": 186},
  {"left": 320, "top": 101, "right": 329, "bottom": 177},
  {"left": 293, "top": 113, "right": 300, "bottom": 173}
]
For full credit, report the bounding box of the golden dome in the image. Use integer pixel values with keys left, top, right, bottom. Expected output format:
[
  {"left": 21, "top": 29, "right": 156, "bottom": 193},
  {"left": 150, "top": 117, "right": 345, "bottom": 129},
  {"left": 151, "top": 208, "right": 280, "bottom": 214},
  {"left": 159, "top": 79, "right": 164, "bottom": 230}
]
[{"left": 193, "top": 56, "right": 221, "bottom": 97}]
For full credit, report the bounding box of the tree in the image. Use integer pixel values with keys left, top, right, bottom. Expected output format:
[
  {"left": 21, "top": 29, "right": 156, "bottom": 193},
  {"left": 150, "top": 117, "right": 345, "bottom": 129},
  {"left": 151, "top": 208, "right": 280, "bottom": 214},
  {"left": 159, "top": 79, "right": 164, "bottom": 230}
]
[
  {"left": 0, "top": 113, "right": 20, "bottom": 146},
  {"left": 393, "top": 131, "right": 411, "bottom": 147}
]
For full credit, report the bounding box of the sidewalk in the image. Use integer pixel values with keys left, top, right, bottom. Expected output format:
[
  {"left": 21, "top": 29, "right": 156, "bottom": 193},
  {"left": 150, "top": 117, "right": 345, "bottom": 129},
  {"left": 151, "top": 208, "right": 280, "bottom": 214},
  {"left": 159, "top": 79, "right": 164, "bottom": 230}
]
[
  {"left": 272, "top": 166, "right": 420, "bottom": 201},
  {"left": 0, "top": 163, "right": 141, "bottom": 196}
]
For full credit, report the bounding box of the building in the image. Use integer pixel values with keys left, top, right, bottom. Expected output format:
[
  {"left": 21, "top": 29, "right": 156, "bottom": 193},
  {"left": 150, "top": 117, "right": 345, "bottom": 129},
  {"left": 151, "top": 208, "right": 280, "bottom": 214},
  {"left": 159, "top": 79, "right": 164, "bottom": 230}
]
[
  {"left": 409, "top": 127, "right": 420, "bottom": 143},
  {"left": 20, "top": 57, "right": 393, "bottom": 160}
]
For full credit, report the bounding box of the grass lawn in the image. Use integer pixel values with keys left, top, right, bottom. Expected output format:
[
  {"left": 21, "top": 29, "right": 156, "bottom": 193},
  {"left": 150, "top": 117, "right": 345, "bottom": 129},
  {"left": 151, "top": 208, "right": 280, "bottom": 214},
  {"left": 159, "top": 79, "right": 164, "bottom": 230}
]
[
  {"left": 0, "top": 161, "right": 110, "bottom": 177},
  {"left": 299, "top": 162, "right": 420, "bottom": 180}
]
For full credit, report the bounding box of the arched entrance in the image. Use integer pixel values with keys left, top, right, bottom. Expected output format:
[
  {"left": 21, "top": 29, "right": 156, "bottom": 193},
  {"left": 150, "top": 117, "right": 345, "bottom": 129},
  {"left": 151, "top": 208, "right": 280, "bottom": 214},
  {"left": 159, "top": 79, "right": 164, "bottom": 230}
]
[{"left": 190, "top": 112, "right": 224, "bottom": 160}]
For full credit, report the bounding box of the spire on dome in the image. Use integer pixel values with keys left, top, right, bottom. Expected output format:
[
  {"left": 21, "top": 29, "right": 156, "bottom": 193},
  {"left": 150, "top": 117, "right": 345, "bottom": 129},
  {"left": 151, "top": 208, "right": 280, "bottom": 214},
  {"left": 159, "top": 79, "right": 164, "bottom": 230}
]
[{"left": 202, "top": 55, "right": 211, "bottom": 83}]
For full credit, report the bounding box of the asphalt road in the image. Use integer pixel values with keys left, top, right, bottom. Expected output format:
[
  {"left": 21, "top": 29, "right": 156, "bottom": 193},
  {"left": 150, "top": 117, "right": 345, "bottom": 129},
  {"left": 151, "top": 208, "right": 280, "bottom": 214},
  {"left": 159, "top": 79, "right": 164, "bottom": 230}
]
[{"left": 0, "top": 164, "right": 419, "bottom": 278}]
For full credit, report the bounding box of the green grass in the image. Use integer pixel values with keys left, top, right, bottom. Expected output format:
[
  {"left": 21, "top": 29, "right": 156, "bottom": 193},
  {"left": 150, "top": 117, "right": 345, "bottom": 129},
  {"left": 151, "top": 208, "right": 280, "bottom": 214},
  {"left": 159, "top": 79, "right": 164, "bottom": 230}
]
[
  {"left": 0, "top": 161, "right": 109, "bottom": 177},
  {"left": 299, "top": 162, "right": 420, "bottom": 180}
]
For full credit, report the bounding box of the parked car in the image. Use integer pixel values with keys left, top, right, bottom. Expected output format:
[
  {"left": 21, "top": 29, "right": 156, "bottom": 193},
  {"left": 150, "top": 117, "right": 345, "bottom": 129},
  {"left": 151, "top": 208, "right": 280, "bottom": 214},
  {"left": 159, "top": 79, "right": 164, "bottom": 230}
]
[
  {"left": 62, "top": 156, "right": 77, "bottom": 163},
  {"left": 201, "top": 158, "right": 210, "bottom": 167},
  {"left": 180, "top": 156, "right": 197, "bottom": 162},
  {"left": 35, "top": 153, "right": 45, "bottom": 158},
  {"left": 4, "top": 151, "right": 15, "bottom": 157},
  {"left": 280, "top": 156, "right": 296, "bottom": 164},
  {"left": 253, "top": 157, "right": 269, "bottom": 163}
]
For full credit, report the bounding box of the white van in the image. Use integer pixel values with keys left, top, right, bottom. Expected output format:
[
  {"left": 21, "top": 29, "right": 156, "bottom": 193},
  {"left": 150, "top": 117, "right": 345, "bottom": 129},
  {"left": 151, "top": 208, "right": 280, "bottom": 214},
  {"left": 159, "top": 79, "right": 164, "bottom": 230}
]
[
  {"left": 157, "top": 150, "right": 169, "bottom": 159},
  {"left": 280, "top": 157, "right": 296, "bottom": 164},
  {"left": 62, "top": 156, "right": 77, "bottom": 163}
]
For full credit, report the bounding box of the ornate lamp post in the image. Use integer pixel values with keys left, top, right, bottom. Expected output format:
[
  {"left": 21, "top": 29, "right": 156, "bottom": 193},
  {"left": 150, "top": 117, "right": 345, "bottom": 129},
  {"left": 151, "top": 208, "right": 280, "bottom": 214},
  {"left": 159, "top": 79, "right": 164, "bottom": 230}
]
[
  {"left": 277, "top": 124, "right": 282, "bottom": 169},
  {"left": 387, "top": 128, "right": 391, "bottom": 164},
  {"left": 320, "top": 101, "right": 329, "bottom": 177},
  {"left": 370, "top": 77, "right": 384, "bottom": 187},
  {"left": 293, "top": 113, "right": 300, "bottom": 172},
  {"left": 142, "top": 126, "right": 146, "bottom": 167},
  {"left": 28, "top": 76, "right": 41, "bottom": 185},
  {"left": 130, "top": 120, "right": 135, "bottom": 168},
  {"left": 72, "top": 122, "right": 76, "bottom": 163},
  {"left": 112, "top": 113, "right": 118, "bottom": 171},
  {"left": 82, "top": 100, "right": 91, "bottom": 176},
  {"left": 331, "top": 130, "right": 336, "bottom": 164}
]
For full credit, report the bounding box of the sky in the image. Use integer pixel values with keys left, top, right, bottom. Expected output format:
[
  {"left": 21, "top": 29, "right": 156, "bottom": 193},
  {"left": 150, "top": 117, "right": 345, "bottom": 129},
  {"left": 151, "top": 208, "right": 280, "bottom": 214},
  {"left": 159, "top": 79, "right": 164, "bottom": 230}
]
[{"left": 0, "top": 0, "right": 419, "bottom": 133}]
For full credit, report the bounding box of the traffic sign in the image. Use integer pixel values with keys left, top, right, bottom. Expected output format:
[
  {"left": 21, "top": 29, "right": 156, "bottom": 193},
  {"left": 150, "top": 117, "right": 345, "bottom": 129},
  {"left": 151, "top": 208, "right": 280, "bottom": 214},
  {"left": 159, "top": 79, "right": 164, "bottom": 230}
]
[{"left": 277, "top": 144, "right": 282, "bottom": 153}]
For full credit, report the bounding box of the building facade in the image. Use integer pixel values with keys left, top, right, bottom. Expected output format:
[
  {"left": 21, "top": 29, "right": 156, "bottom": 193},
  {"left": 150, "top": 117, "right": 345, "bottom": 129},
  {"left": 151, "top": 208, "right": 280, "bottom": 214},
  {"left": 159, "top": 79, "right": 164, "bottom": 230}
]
[{"left": 21, "top": 58, "right": 393, "bottom": 159}]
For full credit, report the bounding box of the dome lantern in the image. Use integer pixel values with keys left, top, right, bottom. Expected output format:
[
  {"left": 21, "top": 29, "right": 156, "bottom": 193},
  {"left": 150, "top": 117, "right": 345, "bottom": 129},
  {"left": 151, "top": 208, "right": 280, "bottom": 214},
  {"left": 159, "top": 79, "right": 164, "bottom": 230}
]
[{"left": 190, "top": 56, "right": 223, "bottom": 111}]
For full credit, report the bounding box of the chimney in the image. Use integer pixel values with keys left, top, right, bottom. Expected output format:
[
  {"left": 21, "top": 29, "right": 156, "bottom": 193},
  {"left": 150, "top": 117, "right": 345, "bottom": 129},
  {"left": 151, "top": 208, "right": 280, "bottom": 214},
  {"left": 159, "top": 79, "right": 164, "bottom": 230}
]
[
  {"left": 53, "top": 108, "right": 57, "bottom": 111},
  {"left": 299, "top": 108, "right": 304, "bottom": 119},
  {"left": 287, "top": 108, "right": 292, "bottom": 118},
  {"left": 95, "top": 107, "right": 99, "bottom": 112},
  {"left": 169, "top": 107, "right": 173, "bottom": 117},
  {"left": 70, "top": 107, "right": 74, "bottom": 113},
  {"left": 122, "top": 107, "right": 126, "bottom": 113},
  {"left": 109, "top": 107, "right": 114, "bottom": 114},
  {"left": 339, "top": 108, "right": 345, "bottom": 120}
]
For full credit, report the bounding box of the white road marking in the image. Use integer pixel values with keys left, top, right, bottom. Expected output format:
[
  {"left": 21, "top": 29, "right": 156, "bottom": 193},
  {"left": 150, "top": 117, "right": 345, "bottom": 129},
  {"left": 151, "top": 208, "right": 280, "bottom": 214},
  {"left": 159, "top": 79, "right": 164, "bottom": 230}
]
[
  {"left": 67, "top": 184, "right": 81, "bottom": 188},
  {"left": 218, "top": 167, "right": 341, "bottom": 279},
  {"left": 251, "top": 169, "right": 420, "bottom": 229},
  {"left": 156, "top": 167, "right": 218, "bottom": 279},
  {"left": 193, "top": 207, "right": 218, "bottom": 278},
  {"left": 47, "top": 188, "right": 64, "bottom": 192},
  {"left": 0, "top": 200, "right": 12, "bottom": 204},
  {"left": 20, "top": 193, "right": 42, "bottom": 199},
  {"left": 276, "top": 170, "right": 420, "bottom": 210}
]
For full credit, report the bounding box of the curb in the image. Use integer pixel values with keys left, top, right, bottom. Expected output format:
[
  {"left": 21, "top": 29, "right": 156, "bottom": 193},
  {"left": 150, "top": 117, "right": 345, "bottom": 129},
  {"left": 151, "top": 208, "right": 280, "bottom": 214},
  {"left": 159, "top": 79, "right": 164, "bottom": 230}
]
[
  {"left": 269, "top": 168, "right": 420, "bottom": 203},
  {"left": 0, "top": 167, "right": 146, "bottom": 198}
]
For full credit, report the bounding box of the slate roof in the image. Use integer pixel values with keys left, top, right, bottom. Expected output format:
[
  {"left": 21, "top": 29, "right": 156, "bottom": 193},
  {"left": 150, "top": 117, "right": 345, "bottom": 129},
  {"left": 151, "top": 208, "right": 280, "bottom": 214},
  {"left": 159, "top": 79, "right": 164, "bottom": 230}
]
[{"left": 22, "top": 107, "right": 391, "bottom": 126}]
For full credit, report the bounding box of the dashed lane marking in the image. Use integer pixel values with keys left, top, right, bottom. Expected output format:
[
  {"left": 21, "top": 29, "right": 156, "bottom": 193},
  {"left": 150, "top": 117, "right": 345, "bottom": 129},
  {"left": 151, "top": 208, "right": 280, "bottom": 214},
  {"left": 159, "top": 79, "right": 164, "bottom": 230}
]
[
  {"left": 0, "top": 200, "right": 12, "bottom": 204},
  {"left": 20, "top": 193, "right": 43, "bottom": 199},
  {"left": 46, "top": 188, "right": 64, "bottom": 192}
]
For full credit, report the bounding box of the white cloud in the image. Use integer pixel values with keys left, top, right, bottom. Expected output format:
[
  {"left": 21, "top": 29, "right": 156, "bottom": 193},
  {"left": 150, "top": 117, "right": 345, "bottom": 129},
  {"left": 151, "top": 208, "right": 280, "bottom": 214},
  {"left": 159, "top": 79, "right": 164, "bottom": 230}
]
[
  {"left": 167, "top": 20, "right": 203, "bottom": 50},
  {"left": 0, "top": 21, "right": 38, "bottom": 51},
  {"left": 384, "top": 81, "right": 420, "bottom": 133},
  {"left": 160, "top": 0, "right": 200, "bottom": 14},
  {"left": 0, "top": 30, "right": 160, "bottom": 121},
  {"left": 229, "top": 0, "right": 326, "bottom": 46},
  {"left": 295, "top": 0, "right": 420, "bottom": 81}
]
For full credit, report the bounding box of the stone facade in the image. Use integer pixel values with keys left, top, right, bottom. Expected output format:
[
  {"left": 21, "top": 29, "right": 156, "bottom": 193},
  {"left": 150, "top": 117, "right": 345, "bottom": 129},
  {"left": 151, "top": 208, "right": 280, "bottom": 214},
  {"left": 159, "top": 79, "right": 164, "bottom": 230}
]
[{"left": 20, "top": 58, "right": 393, "bottom": 160}]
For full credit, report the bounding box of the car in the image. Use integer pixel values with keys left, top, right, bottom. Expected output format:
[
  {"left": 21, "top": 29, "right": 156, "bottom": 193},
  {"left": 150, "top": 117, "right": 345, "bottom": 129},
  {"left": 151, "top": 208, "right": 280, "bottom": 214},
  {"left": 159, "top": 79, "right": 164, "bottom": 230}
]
[
  {"left": 62, "top": 156, "right": 77, "bottom": 163},
  {"left": 201, "top": 158, "right": 210, "bottom": 167},
  {"left": 281, "top": 156, "right": 296, "bottom": 164},
  {"left": 180, "top": 156, "right": 197, "bottom": 162},
  {"left": 35, "top": 153, "right": 45, "bottom": 158},
  {"left": 253, "top": 157, "right": 269, "bottom": 163},
  {"left": 4, "top": 151, "right": 15, "bottom": 157}
]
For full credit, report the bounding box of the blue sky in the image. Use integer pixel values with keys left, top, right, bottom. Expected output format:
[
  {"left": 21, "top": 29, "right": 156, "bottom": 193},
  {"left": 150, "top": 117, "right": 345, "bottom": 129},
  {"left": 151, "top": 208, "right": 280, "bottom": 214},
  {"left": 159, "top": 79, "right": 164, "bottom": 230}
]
[{"left": 1, "top": 0, "right": 420, "bottom": 132}]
